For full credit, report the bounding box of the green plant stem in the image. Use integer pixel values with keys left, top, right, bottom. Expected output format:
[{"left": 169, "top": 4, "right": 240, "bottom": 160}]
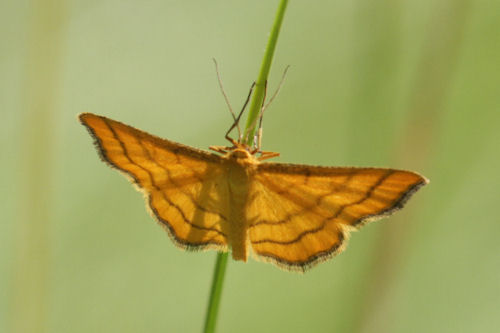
[
  {"left": 203, "top": 1, "right": 289, "bottom": 332},
  {"left": 203, "top": 252, "right": 228, "bottom": 333},
  {"left": 244, "top": 0, "right": 289, "bottom": 145}
]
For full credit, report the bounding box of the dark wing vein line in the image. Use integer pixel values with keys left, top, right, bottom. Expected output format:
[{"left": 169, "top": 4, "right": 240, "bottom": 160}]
[
  {"left": 134, "top": 137, "right": 228, "bottom": 223},
  {"left": 250, "top": 172, "right": 362, "bottom": 228},
  {"left": 97, "top": 118, "right": 226, "bottom": 238},
  {"left": 254, "top": 233, "right": 346, "bottom": 271},
  {"left": 251, "top": 170, "right": 395, "bottom": 245}
]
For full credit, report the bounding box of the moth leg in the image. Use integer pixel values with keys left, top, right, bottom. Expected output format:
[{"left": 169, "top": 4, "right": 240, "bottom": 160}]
[
  {"left": 253, "top": 80, "right": 268, "bottom": 152},
  {"left": 209, "top": 145, "right": 230, "bottom": 154},
  {"left": 225, "top": 82, "right": 256, "bottom": 144},
  {"left": 258, "top": 151, "right": 280, "bottom": 161}
]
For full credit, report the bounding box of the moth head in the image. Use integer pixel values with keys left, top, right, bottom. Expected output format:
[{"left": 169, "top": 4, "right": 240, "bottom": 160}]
[
  {"left": 225, "top": 145, "right": 259, "bottom": 165},
  {"left": 228, "top": 148, "right": 252, "bottom": 160}
]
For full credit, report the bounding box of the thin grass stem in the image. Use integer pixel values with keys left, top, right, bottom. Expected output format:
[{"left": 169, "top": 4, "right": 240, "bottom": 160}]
[
  {"left": 244, "top": 0, "right": 289, "bottom": 145},
  {"left": 203, "top": 252, "right": 229, "bottom": 333}
]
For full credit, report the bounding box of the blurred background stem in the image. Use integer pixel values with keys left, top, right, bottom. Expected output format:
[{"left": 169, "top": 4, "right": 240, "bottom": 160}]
[
  {"left": 10, "top": 1, "right": 65, "bottom": 332},
  {"left": 354, "top": 1, "right": 471, "bottom": 332}
]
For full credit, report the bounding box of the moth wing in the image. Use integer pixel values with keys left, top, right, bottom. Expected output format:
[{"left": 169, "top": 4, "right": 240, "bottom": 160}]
[
  {"left": 79, "top": 113, "right": 230, "bottom": 251},
  {"left": 248, "top": 163, "right": 427, "bottom": 271}
]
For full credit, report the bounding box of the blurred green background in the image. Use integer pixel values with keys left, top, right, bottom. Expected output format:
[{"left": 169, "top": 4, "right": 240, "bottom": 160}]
[{"left": 2, "top": 0, "right": 499, "bottom": 332}]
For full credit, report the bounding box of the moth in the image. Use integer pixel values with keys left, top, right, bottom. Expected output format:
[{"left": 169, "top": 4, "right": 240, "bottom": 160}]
[{"left": 79, "top": 112, "right": 427, "bottom": 272}]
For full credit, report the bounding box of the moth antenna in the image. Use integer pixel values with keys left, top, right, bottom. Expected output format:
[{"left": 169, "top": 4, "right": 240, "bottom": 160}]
[
  {"left": 251, "top": 66, "right": 289, "bottom": 150},
  {"left": 213, "top": 58, "right": 241, "bottom": 139},
  {"left": 262, "top": 65, "right": 290, "bottom": 112}
]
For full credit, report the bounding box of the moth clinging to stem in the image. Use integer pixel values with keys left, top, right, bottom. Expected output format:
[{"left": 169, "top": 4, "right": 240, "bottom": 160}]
[{"left": 79, "top": 75, "right": 428, "bottom": 272}]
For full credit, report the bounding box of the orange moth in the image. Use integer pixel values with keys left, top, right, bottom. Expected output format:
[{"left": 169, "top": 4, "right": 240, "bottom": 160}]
[{"left": 79, "top": 113, "right": 427, "bottom": 271}]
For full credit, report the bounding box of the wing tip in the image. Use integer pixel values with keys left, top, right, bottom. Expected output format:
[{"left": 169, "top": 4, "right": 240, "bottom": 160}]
[
  {"left": 78, "top": 112, "right": 123, "bottom": 173},
  {"left": 351, "top": 174, "right": 428, "bottom": 229},
  {"left": 78, "top": 112, "right": 99, "bottom": 124}
]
